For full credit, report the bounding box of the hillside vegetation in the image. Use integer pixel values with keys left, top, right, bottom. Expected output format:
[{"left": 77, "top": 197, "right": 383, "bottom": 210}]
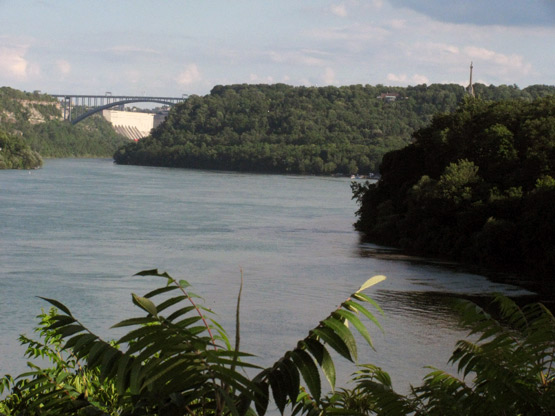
[
  {"left": 0, "top": 87, "right": 128, "bottom": 158},
  {"left": 353, "top": 95, "right": 555, "bottom": 290},
  {"left": 0, "top": 129, "right": 42, "bottom": 169},
  {"left": 114, "top": 83, "right": 554, "bottom": 175}
]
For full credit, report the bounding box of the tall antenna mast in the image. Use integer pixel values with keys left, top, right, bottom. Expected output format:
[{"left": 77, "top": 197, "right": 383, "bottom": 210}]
[{"left": 467, "top": 62, "right": 475, "bottom": 97}]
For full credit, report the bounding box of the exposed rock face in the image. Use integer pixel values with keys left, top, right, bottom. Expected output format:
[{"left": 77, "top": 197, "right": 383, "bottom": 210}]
[{"left": 18, "top": 100, "right": 62, "bottom": 124}]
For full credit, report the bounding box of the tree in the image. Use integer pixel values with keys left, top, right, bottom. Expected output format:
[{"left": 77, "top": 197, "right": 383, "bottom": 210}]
[
  {"left": 0, "top": 129, "right": 42, "bottom": 169},
  {"left": 353, "top": 96, "right": 555, "bottom": 289}
]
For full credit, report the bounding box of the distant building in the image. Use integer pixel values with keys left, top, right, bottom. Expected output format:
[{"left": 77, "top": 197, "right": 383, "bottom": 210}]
[{"left": 377, "top": 92, "right": 399, "bottom": 102}]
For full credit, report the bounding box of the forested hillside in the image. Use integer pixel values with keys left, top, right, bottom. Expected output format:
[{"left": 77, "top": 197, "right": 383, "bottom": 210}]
[
  {"left": 0, "top": 87, "right": 128, "bottom": 158},
  {"left": 0, "top": 129, "right": 42, "bottom": 169},
  {"left": 114, "top": 83, "right": 554, "bottom": 174},
  {"left": 353, "top": 95, "right": 555, "bottom": 290}
]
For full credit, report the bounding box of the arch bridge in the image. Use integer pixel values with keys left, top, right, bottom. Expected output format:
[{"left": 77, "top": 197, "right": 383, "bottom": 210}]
[{"left": 51, "top": 94, "right": 188, "bottom": 124}]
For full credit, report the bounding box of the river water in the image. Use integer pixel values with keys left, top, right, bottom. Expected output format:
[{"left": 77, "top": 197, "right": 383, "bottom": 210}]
[{"left": 0, "top": 158, "right": 533, "bottom": 395}]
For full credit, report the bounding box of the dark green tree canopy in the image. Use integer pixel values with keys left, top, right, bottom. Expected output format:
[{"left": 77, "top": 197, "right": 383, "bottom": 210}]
[
  {"left": 353, "top": 95, "right": 555, "bottom": 292},
  {"left": 0, "top": 129, "right": 42, "bottom": 169},
  {"left": 114, "top": 83, "right": 554, "bottom": 175}
]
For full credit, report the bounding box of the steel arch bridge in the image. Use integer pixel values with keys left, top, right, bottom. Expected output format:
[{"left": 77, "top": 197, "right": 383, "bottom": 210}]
[{"left": 51, "top": 94, "right": 188, "bottom": 124}]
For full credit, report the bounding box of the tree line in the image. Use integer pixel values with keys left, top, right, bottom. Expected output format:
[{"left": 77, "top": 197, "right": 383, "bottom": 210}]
[
  {"left": 353, "top": 95, "right": 555, "bottom": 292},
  {"left": 114, "top": 83, "right": 554, "bottom": 175}
]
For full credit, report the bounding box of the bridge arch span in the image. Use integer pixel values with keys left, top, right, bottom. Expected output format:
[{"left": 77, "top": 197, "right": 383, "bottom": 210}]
[{"left": 70, "top": 99, "right": 181, "bottom": 125}]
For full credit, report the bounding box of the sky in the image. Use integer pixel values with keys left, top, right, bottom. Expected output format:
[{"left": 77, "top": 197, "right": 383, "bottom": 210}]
[{"left": 1, "top": 0, "right": 554, "bottom": 98}]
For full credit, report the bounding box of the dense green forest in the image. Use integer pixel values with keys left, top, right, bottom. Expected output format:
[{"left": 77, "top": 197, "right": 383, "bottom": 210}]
[
  {"left": 353, "top": 95, "right": 555, "bottom": 291},
  {"left": 0, "top": 87, "right": 128, "bottom": 158},
  {"left": 114, "top": 83, "right": 554, "bottom": 175},
  {"left": 0, "top": 129, "right": 42, "bottom": 169}
]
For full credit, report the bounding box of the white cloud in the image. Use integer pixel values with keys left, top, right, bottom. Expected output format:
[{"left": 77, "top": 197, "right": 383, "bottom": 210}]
[
  {"left": 412, "top": 74, "right": 430, "bottom": 84},
  {"left": 268, "top": 50, "right": 328, "bottom": 67},
  {"left": 330, "top": 3, "right": 348, "bottom": 17},
  {"left": 0, "top": 45, "right": 30, "bottom": 79},
  {"left": 464, "top": 46, "right": 531, "bottom": 74},
  {"left": 405, "top": 42, "right": 461, "bottom": 61},
  {"left": 125, "top": 69, "right": 142, "bottom": 84},
  {"left": 309, "top": 23, "right": 389, "bottom": 43},
  {"left": 387, "top": 73, "right": 429, "bottom": 84},
  {"left": 106, "top": 45, "right": 161, "bottom": 55},
  {"left": 56, "top": 59, "right": 71, "bottom": 76},
  {"left": 389, "top": 19, "right": 407, "bottom": 29},
  {"left": 177, "top": 64, "right": 202, "bottom": 86},
  {"left": 249, "top": 73, "right": 275, "bottom": 83},
  {"left": 322, "top": 67, "right": 335, "bottom": 84}
]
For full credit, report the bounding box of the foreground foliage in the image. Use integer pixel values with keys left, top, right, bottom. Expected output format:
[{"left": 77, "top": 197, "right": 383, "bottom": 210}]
[
  {"left": 1, "top": 271, "right": 553, "bottom": 416},
  {"left": 353, "top": 95, "right": 555, "bottom": 289}
]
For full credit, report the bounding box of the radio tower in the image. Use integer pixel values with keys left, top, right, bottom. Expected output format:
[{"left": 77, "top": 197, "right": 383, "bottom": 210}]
[{"left": 467, "top": 62, "right": 475, "bottom": 97}]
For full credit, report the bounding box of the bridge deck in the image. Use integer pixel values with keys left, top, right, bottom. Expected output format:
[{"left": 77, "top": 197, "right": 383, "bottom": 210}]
[{"left": 50, "top": 94, "right": 187, "bottom": 123}]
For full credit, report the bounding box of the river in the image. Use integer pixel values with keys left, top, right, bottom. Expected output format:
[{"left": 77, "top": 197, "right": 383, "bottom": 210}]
[{"left": 0, "top": 158, "right": 534, "bottom": 396}]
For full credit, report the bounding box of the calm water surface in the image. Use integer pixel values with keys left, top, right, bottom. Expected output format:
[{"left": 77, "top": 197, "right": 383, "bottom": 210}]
[{"left": 0, "top": 158, "right": 533, "bottom": 393}]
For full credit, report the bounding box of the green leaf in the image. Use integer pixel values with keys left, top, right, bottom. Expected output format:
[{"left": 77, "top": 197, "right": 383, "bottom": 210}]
[
  {"left": 117, "top": 323, "right": 161, "bottom": 345},
  {"left": 71, "top": 333, "right": 98, "bottom": 355},
  {"left": 290, "top": 349, "right": 321, "bottom": 403},
  {"left": 111, "top": 316, "right": 156, "bottom": 328},
  {"left": 311, "top": 327, "right": 352, "bottom": 362},
  {"left": 131, "top": 293, "right": 158, "bottom": 317},
  {"left": 302, "top": 339, "right": 336, "bottom": 390},
  {"left": 56, "top": 324, "right": 86, "bottom": 338},
  {"left": 166, "top": 306, "right": 196, "bottom": 323},
  {"left": 215, "top": 385, "right": 241, "bottom": 416},
  {"left": 268, "top": 366, "right": 288, "bottom": 414},
  {"left": 253, "top": 376, "right": 270, "bottom": 416},
  {"left": 322, "top": 317, "right": 358, "bottom": 362},
  {"left": 116, "top": 354, "right": 133, "bottom": 394},
  {"left": 99, "top": 347, "right": 121, "bottom": 381},
  {"left": 156, "top": 295, "right": 188, "bottom": 313},
  {"left": 141, "top": 357, "right": 194, "bottom": 388},
  {"left": 352, "top": 292, "right": 385, "bottom": 315},
  {"left": 356, "top": 275, "right": 386, "bottom": 293},
  {"left": 87, "top": 342, "right": 111, "bottom": 368},
  {"left": 178, "top": 279, "right": 191, "bottom": 289},
  {"left": 129, "top": 359, "right": 143, "bottom": 395},
  {"left": 38, "top": 297, "right": 73, "bottom": 317},
  {"left": 333, "top": 309, "right": 374, "bottom": 349},
  {"left": 134, "top": 268, "right": 171, "bottom": 278},
  {"left": 343, "top": 300, "right": 384, "bottom": 332},
  {"left": 281, "top": 357, "right": 301, "bottom": 403},
  {"left": 47, "top": 315, "right": 77, "bottom": 329},
  {"left": 143, "top": 285, "right": 179, "bottom": 298}
]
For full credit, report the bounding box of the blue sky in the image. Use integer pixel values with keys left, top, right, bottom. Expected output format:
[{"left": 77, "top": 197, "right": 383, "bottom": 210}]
[{"left": 1, "top": 0, "right": 553, "bottom": 97}]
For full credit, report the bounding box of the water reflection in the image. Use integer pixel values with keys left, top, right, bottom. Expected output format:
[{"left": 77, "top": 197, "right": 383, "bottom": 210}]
[
  {"left": 374, "top": 289, "right": 460, "bottom": 322},
  {"left": 357, "top": 241, "right": 546, "bottom": 301}
]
